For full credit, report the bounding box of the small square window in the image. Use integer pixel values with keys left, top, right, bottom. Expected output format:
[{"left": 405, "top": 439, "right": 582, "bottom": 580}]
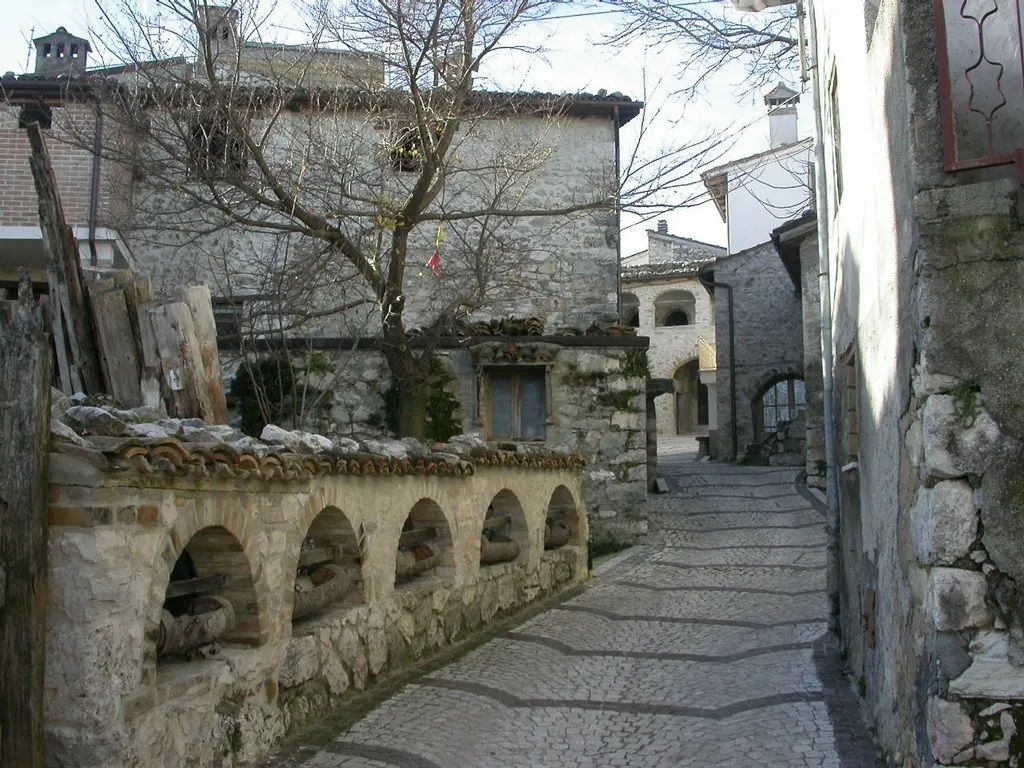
[{"left": 487, "top": 367, "right": 546, "bottom": 441}]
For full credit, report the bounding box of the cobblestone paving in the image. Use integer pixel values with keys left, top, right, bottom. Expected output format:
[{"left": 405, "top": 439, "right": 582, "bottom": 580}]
[{"left": 274, "top": 448, "right": 878, "bottom": 768}]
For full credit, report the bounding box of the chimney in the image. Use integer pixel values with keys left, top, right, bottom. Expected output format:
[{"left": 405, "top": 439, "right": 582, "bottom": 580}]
[
  {"left": 33, "top": 27, "right": 91, "bottom": 76},
  {"left": 657, "top": 219, "right": 668, "bottom": 234},
  {"left": 764, "top": 82, "right": 800, "bottom": 149},
  {"left": 197, "top": 5, "right": 240, "bottom": 58}
]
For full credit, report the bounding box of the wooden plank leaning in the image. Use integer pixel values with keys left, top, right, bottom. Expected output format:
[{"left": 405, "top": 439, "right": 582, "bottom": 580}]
[
  {"left": 87, "top": 280, "right": 143, "bottom": 406},
  {"left": 25, "top": 122, "right": 104, "bottom": 396},
  {"left": 149, "top": 302, "right": 215, "bottom": 420},
  {"left": 0, "top": 302, "right": 52, "bottom": 768},
  {"left": 181, "top": 285, "right": 228, "bottom": 423}
]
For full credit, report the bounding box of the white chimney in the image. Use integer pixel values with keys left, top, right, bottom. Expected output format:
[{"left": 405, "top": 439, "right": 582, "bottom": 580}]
[{"left": 764, "top": 82, "right": 800, "bottom": 149}]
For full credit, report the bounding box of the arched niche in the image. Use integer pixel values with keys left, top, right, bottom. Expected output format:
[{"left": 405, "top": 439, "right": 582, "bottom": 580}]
[
  {"left": 479, "top": 489, "right": 530, "bottom": 567},
  {"left": 620, "top": 292, "right": 640, "bottom": 328},
  {"left": 544, "top": 485, "right": 582, "bottom": 550},
  {"left": 291, "top": 506, "right": 364, "bottom": 624},
  {"left": 654, "top": 289, "right": 696, "bottom": 327},
  {"left": 157, "top": 525, "right": 259, "bottom": 662},
  {"left": 395, "top": 498, "right": 455, "bottom": 589}
]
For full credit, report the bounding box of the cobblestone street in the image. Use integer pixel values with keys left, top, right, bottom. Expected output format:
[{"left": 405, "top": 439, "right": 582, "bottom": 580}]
[{"left": 272, "top": 443, "right": 878, "bottom": 768}]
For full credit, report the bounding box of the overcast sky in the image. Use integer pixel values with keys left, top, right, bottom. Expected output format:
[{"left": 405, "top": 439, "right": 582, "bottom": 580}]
[{"left": 0, "top": 1, "right": 810, "bottom": 256}]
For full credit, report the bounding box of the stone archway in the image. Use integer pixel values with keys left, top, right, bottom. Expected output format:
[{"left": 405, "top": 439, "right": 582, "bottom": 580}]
[{"left": 672, "top": 360, "right": 707, "bottom": 435}]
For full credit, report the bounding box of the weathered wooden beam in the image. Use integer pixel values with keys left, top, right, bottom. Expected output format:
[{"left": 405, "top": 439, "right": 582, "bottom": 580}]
[
  {"left": 87, "top": 282, "right": 143, "bottom": 406},
  {"left": 117, "top": 277, "right": 162, "bottom": 409},
  {"left": 0, "top": 303, "right": 52, "bottom": 768},
  {"left": 482, "top": 515, "right": 512, "bottom": 530},
  {"left": 163, "top": 574, "right": 229, "bottom": 599},
  {"left": 181, "top": 285, "right": 228, "bottom": 423},
  {"left": 26, "top": 122, "right": 104, "bottom": 396},
  {"left": 149, "top": 302, "right": 214, "bottom": 419},
  {"left": 399, "top": 527, "right": 437, "bottom": 548},
  {"left": 297, "top": 545, "right": 342, "bottom": 569}
]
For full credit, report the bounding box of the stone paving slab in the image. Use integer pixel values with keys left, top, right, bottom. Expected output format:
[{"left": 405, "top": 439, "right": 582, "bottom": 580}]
[{"left": 268, "top": 460, "right": 878, "bottom": 768}]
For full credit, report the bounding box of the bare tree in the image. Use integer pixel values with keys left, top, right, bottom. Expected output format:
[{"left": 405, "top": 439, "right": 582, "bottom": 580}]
[
  {"left": 602, "top": 0, "right": 800, "bottom": 100},
  {"left": 66, "top": 0, "right": 626, "bottom": 438}
]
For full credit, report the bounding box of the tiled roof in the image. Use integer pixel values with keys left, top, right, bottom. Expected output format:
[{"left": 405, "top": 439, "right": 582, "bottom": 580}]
[{"left": 621, "top": 258, "right": 716, "bottom": 282}]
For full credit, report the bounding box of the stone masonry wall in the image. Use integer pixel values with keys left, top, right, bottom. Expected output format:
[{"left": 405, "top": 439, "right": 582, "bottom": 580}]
[
  {"left": 125, "top": 113, "right": 621, "bottom": 334},
  {"left": 814, "top": 1, "right": 1024, "bottom": 765},
  {"left": 710, "top": 241, "right": 804, "bottom": 460},
  {"left": 224, "top": 339, "right": 649, "bottom": 547},
  {"left": 798, "top": 235, "right": 825, "bottom": 489},
  {"left": 44, "top": 446, "right": 586, "bottom": 768}
]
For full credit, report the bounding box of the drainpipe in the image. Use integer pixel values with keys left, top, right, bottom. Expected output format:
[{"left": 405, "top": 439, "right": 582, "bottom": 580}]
[
  {"left": 87, "top": 103, "right": 103, "bottom": 267},
  {"left": 806, "top": 0, "right": 841, "bottom": 632},
  {"left": 807, "top": 0, "right": 838, "bottom": 515},
  {"left": 613, "top": 104, "right": 622, "bottom": 320},
  {"left": 699, "top": 270, "right": 738, "bottom": 460}
]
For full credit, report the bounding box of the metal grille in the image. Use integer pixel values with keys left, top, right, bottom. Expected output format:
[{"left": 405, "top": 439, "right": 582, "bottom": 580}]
[{"left": 935, "top": 0, "right": 1024, "bottom": 171}]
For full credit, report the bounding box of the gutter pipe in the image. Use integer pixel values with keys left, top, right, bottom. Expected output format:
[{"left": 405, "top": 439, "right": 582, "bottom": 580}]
[
  {"left": 87, "top": 102, "right": 103, "bottom": 267},
  {"left": 699, "top": 269, "right": 738, "bottom": 460},
  {"left": 807, "top": 3, "right": 841, "bottom": 528}
]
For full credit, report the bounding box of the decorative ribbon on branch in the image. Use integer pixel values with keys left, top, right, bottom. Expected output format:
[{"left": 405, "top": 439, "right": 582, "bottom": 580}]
[{"left": 426, "top": 224, "right": 445, "bottom": 277}]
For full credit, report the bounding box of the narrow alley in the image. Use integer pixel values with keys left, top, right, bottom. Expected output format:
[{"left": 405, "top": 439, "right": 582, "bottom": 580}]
[{"left": 270, "top": 442, "right": 878, "bottom": 768}]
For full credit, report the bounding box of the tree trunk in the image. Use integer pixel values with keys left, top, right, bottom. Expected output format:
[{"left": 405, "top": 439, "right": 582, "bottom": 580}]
[
  {"left": 380, "top": 296, "right": 430, "bottom": 440},
  {"left": 397, "top": 380, "right": 428, "bottom": 440}
]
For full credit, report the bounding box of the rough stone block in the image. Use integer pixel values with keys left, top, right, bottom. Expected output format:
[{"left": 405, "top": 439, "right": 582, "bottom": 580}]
[
  {"left": 950, "top": 631, "right": 1024, "bottom": 699},
  {"left": 922, "top": 395, "right": 1001, "bottom": 479},
  {"left": 927, "top": 697, "right": 975, "bottom": 764},
  {"left": 930, "top": 568, "right": 991, "bottom": 631},
  {"left": 913, "top": 481, "right": 978, "bottom": 565}
]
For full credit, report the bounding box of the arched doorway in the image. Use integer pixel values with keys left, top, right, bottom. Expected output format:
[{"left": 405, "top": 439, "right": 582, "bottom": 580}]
[{"left": 672, "top": 360, "right": 708, "bottom": 435}]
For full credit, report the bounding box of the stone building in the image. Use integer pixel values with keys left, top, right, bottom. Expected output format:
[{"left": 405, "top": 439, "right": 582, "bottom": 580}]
[
  {"left": 0, "top": 16, "right": 649, "bottom": 544},
  {"left": 763, "top": 0, "right": 1024, "bottom": 763},
  {"left": 620, "top": 221, "right": 723, "bottom": 437},
  {"left": 700, "top": 85, "right": 816, "bottom": 462}
]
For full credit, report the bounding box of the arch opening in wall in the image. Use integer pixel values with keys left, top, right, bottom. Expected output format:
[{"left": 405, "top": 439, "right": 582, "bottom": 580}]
[
  {"left": 479, "top": 489, "right": 530, "bottom": 567},
  {"left": 157, "top": 525, "right": 259, "bottom": 663},
  {"left": 753, "top": 375, "right": 806, "bottom": 440},
  {"left": 292, "top": 506, "right": 364, "bottom": 624},
  {"left": 544, "top": 485, "right": 581, "bottom": 550},
  {"left": 620, "top": 292, "right": 640, "bottom": 328},
  {"left": 654, "top": 290, "right": 696, "bottom": 327},
  {"left": 395, "top": 498, "right": 455, "bottom": 589},
  {"left": 672, "top": 359, "right": 707, "bottom": 435}
]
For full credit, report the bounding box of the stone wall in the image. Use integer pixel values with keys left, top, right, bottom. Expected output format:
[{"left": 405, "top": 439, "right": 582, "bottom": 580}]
[
  {"left": 125, "top": 113, "right": 622, "bottom": 334},
  {"left": 813, "top": 1, "right": 1024, "bottom": 764},
  {"left": 44, "top": 433, "right": 587, "bottom": 768},
  {"left": 225, "top": 337, "right": 649, "bottom": 546},
  {"left": 709, "top": 241, "right": 804, "bottom": 460},
  {"left": 797, "top": 234, "right": 826, "bottom": 488}
]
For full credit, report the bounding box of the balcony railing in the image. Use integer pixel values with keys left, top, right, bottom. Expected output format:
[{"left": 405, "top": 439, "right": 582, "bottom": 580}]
[{"left": 934, "top": 0, "right": 1024, "bottom": 171}]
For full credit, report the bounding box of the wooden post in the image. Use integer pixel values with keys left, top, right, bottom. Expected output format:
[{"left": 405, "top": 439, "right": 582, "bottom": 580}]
[
  {"left": 149, "top": 302, "right": 215, "bottom": 419},
  {"left": 86, "top": 281, "right": 143, "bottom": 406},
  {"left": 0, "top": 303, "right": 53, "bottom": 768},
  {"left": 181, "top": 285, "right": 228, "bottom": 423},
  {"left": 26, "top": 122, "right": 104, "bottom": 396}
]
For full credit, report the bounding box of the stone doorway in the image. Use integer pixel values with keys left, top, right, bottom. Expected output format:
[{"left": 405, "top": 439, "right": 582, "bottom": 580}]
[{"left": 673, "top": 360, "right": 707, "bottom": 435}]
